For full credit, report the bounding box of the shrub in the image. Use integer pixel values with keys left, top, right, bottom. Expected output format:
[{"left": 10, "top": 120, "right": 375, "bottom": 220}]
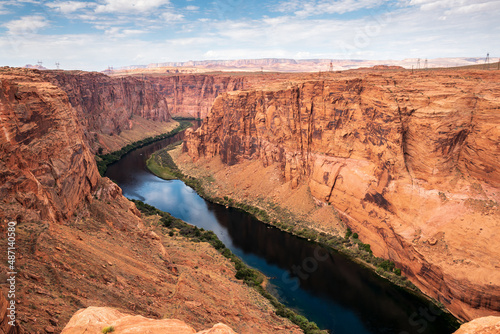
[
  {"left": 358, "top": 243, "right": 371, "bottom": 253},
  {"left": 345, "top": 227, "right": 352, "bottom": 239},
  {"left": 102, "top": 326, "right": 115, "bottom": 333},
  {"left": 352, "top": 232, "right": 359, "bottom": 239},
  {"left": 378, "top": 260, "right": 396, "bottom": 272}
]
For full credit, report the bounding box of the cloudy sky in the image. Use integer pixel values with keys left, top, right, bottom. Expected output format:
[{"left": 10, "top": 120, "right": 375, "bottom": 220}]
[{"left": 0, "top": 0, "right": 498, "bottom": 71}]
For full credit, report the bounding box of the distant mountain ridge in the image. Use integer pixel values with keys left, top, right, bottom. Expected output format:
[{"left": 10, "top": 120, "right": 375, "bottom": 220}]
[{"left": 115, "top": 57, "right": 493, "bottom": 72}]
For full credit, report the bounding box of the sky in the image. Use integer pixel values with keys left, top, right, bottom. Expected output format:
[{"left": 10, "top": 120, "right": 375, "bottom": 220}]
[{"left": 0, "top": 0, "right": 499, "bottom": 71}]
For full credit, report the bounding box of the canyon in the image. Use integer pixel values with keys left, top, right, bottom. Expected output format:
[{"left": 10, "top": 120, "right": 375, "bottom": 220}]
[
  {"left": 145, "top": 74, "right": 245, "bottom": 119},
  {"left": 0, "top": 67, "right": 300, "bottom": 334},
  {"left": 183, "top": 69, "right": 500, "bottom": 322},
  {"left": 1, "top": 64, "right": 499, "bottom": 333},
  {"left": 44, "top": 70, "right": 173, "bottom": 154}
]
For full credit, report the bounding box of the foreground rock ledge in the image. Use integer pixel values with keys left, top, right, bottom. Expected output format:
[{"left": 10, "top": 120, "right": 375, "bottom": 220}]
[
  {"left": 453, "top": 316, "right": 500, "bottom": 334},
  {"left": 61, "top": 306, "right": 236, "bottom": 334}
]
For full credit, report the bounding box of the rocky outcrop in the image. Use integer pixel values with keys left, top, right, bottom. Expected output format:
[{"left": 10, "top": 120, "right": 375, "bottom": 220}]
[
  {"left": 0, "top": 293, "right": 22, "bottom": 334},
  {"left": 0, "top": 67, "right": 100, "bottom": 222},
  {"left": 185, "top": 70, "right": 500, "bottom": 321},
  {"left": 44, "top": 70, "right": 171, "bottom": 152},
  {"left": 454, "top": 316, "right": 500, "bottom": 334},
  {"left": 61, "top": 307, "right": 236, "bottom": 334},
  {"left": 147, "top": 75, "right": 245, "bottom": 119}
]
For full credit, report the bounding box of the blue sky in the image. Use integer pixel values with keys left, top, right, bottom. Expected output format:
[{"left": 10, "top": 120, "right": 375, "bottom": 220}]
[{"left": 0, "top": 0, "right": 499, "bottom": 70}]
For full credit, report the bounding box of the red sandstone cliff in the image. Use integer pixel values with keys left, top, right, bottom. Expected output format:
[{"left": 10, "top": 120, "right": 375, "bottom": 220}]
[
  {"left": 44, "top": 70, "right": 171, "bottom": 152},
  {"left": 184, "top": 70, "right": 500, "bottom": 322},
  {"left": 0, "top": 67, "right": 300, "bottom": 334},
  {"left": 146, "top": 74, "right": 245, "bottom": 119},
  {"left": 0, "top": 67, "right": 100, "bottom": 222}
]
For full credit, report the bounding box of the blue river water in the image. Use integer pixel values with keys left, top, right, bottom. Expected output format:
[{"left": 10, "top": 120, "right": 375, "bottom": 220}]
[{"left": 105, "top": 132, "right": 458, "bottom": 334}]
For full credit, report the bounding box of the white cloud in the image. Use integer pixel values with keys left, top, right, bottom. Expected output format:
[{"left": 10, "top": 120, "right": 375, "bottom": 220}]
[
  {"left": 162, "top": 11, "right": 184, "bottom": 21},
  {"left": 185, "top": 5, "right": 199, "bottom": 11},
  {"left": 0, "top": 0, "right": 498, "bottom": 70},
  {"left": 46, "top": 1, "right": 94, "bottom": 14},
  {"left": 276, "top": 0, "right": 389, "bottom": 17},
  {"left": 95, "top": 0, "right": 171, "bottom": 13},
  {"left": 409, "top": 0, "right": 500, "bottom": 13},
  {"left": 3, "top": 15, "right": 50, "bottom": 35},
  {"left": 103, "top": 27, "right": 146, "bottom": 37},
  {"left": 444, "top": 1, "right": 500, "bottom": 15}
]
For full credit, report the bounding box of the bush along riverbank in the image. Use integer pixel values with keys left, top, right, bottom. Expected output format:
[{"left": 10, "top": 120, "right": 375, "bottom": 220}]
[
  {"left": 146, "top": 145, "right": 460, "bottom": 322},
  {"left": 132, "top": 199, "right": 327, "bottom": 334},
  {"left": 95, "top": 120, "right": 192, "bottom": 176}
]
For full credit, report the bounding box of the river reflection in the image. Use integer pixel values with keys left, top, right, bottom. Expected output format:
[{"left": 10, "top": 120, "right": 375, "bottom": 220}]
[{"left": 105, "top": 131, "right": 458, "bottom": 334}]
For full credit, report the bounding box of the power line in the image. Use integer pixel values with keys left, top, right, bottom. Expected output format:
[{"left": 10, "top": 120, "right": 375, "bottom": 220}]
[{"left": 484, "top": 52, "right": 490, "bottom": 70}]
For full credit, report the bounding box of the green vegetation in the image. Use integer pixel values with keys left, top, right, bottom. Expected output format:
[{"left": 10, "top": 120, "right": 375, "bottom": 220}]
[
  {"left": 345, "top": 227, "right": 352, "bottom": 239},
  {"left": 132, "top": 199, "right": 326, "bottom": 334},
  {"left": 101, "top": 326, "right": 115, "bottom": 333},
  {"left": 172, "top": 116, "right": 202, "bottom": 121},
  {"left": 146, "top": 144, "right": 418, "bottom": 293},
  {"left": 95, "top": 121, "right": 192, "bottom": 176},
  {"left": 146, "top": 141, "right": 185, "bottom": 180}
]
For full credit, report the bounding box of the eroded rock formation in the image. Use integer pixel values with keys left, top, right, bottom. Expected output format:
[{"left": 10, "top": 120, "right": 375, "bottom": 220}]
[
  {"left": 146, "top": 74, "right": 245, "bottom": 118},
  {"left": 0, "top": 67, "right": 100, "bottom": 222},
  {"left": 0, "top": 67, "right": 300, "bottom": 334},
  {"left": 454, "top": 316, "right": 500, "bottom": 334},
  {"left": 61, "top": 307, "right": 237, "bottom": 334},
  {"left": 45, "top": 70, "right": 171, "bottom": 152},
  {"left": 185, "top": 70, "right": 500, "bottom": 321}
]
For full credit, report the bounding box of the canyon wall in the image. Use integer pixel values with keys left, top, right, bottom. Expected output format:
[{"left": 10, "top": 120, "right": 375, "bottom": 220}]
[
  {"left": 146, "top": 74, "right": 245, "bottom": 119},
  {"left": 0, "top": 67, "right": 100, "bottom": 223},
  {"left": 45, "top": 70, "right": 172, "bottom": 153},
  {"left": 185, "top": 70, "right": 500, "bottom": 321},
  {"left": 0, "top": 67, "right": 300, "bottom": 334}
]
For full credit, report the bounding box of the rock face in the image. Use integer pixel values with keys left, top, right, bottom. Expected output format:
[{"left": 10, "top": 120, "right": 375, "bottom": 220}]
[
  {"left": 0, "top": 293, "right": 22, "bottom": 334},
  {"left": 61, "top": 307, "right": 236, "bottom": 334},
  {"left": 0, "top": 67, "right": 301, "bottom": 334},
  {"left": 185, "top": 70, "right": 500, "bottom": 321},
  {"left": 147, "top": 75, "right": 245, "bottom": 119},
  {"left": 454, "top": 316, "right": 500, "bottom": 334},
  {"left": 0, "top": 67, "right": 100, "bottom": 222},
  {"left": 45, "top": 70, "right": 171, "bottom": 151}
]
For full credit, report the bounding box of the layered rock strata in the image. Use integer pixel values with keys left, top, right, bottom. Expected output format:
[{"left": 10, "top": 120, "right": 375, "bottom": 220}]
[
  {"left": 45, "top": 70, "right": 172, "bottom": 153},
  {"left": 0, "top": 67, "right": 100, "bottom": 222},
  {"left": 0, "top": 67, "right": 300, "bottom": 334},
  {"left": 185, "top": 70, "right": 500, "bottom": 321},
  {"left": 146, "top": 74, "right": 245, "bottom": 119}
]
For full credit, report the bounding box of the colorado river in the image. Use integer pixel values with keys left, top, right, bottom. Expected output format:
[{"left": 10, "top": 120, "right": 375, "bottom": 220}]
[{"left": 105, "top": 128, "right": 458, "bottom": 334}]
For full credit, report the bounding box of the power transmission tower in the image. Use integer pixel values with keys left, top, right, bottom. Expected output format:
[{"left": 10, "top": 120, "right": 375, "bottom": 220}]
[
  {"left": 329, "top": 61, "right": 333, "bottom": 72},
  {"left": 37, "top": 60, "right": 43, "bottom": 67},
  {"left": 416, "top": 58, "right": 420, "bottom": 70},
  {"left": 424, "top": 59, "right": 428, "bottom": 70},
  {"left": 55, "top": 62, "right": 60, "bottom": 70},
  {"left": 484, "top": 52, "right": 490, "bottom": 69}
]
